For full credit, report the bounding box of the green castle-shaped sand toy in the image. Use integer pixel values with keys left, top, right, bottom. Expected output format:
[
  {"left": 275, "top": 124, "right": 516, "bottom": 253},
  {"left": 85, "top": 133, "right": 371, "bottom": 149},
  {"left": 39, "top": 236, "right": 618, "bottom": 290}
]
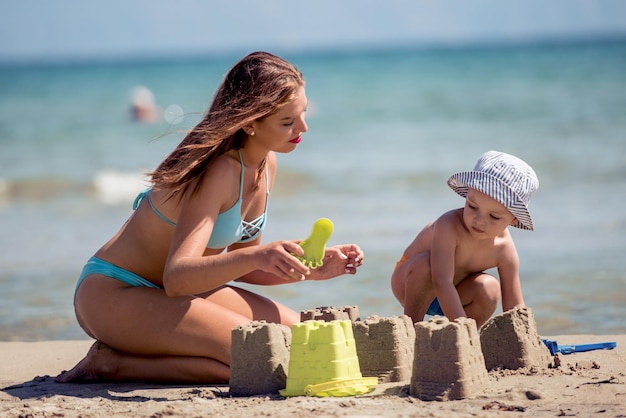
[
  {"left": 280, "top": 320, "right": 377, "bottom": 397},
  {"left": 296, "top": 218, "right": 334, "bottom": 269}
]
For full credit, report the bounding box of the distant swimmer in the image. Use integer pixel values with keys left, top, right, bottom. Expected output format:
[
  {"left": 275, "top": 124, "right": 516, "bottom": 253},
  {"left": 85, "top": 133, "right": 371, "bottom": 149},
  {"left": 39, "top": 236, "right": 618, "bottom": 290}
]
[{"left": 130, "top": 86, "right": 161, "bottom": 123}]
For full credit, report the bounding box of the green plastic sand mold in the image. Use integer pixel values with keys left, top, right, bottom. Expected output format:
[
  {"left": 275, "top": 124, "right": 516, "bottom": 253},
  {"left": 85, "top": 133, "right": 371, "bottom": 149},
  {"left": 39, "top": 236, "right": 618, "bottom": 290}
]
[
  {"left": 296, "top": 218, "right": 334, "bottom": 269},
  {"left": 279, "top": 320, "right": 378, "bottom": 398}
]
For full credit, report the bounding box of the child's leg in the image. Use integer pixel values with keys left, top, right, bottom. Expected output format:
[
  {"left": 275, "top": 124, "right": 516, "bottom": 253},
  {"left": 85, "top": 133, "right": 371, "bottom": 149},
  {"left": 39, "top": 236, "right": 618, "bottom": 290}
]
[
  {"left": 457, "top": 273, "right": 500, "bottom": 328},
  {"left": 391, "top": 252, "right": 437, "bottom": 324}
]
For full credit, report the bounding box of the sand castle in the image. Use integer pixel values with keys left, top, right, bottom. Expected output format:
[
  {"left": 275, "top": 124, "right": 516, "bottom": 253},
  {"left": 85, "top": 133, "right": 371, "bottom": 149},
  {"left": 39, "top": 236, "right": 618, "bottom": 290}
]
[
  {"left": 229, "top": 321, "right": 291, "bottom": 396},
  {"left": 229, "top": 305, "right": 550, "bottom": 400},
  {"left": 410, "top": 316, "right": 490, "bottom": 401},
  {"left": 352, "top": 315, "right": 415, "bottom": 383},
  {"left": 480, "top": 306, "right": 552, "bottom": 370},
  {"left": 229, "top": 307, "right": 413, "bottom": 396}
]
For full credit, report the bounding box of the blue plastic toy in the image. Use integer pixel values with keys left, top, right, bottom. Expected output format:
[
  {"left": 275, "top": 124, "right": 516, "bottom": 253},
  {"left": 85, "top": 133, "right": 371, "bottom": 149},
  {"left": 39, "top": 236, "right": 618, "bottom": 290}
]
[{"left": 542, "top": 339, "right": 616, "bottom": 355}]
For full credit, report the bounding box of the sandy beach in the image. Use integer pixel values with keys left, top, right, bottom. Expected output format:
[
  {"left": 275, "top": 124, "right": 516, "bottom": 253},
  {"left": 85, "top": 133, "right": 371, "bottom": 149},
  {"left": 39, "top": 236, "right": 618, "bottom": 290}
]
[{"left": 1, "top": 333, "right": 624, "bottom": 417}]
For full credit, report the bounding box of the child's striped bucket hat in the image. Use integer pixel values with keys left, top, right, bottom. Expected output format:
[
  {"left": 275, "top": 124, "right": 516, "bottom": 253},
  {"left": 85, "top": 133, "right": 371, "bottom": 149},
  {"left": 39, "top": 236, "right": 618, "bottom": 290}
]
[{"left": 447, "top": 150, "right": 539, "bottom": 230}]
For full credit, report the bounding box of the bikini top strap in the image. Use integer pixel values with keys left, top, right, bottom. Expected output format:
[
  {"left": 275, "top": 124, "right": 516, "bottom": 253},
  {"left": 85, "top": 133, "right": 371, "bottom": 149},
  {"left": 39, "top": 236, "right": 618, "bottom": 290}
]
[
  {"left": 133, "top": 187, "right": 176, "bottom": 227},
  {"left": 263, "top": 157, "right": 270, "bottom": 204},
  {"left": 133, "top": 188, "right": 151, "bottom": 210}
]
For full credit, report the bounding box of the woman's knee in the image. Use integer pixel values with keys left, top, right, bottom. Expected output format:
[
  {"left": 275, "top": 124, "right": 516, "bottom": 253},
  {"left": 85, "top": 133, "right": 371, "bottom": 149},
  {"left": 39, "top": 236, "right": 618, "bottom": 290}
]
[{"left": 204, "top": 285, "right": 297, "bottom": 325}]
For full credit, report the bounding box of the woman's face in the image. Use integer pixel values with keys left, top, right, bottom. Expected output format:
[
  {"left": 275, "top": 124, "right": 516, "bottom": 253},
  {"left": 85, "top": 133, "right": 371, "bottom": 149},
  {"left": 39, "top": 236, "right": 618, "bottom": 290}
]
[{"left": 251, "top": 85, "right": 308, "bottom": 153}]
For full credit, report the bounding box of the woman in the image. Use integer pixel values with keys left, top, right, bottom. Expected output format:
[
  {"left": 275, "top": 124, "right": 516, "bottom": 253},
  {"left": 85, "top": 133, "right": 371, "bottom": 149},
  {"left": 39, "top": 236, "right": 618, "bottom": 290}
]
[{"left": 57, "top": 51, "right": 364, "bottom": 383}]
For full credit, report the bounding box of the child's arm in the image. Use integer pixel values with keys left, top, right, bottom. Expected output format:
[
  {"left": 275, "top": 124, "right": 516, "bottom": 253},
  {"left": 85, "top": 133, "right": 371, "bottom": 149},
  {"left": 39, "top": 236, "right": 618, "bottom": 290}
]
[
  {"left": 430, "top": 218, "right": 467, "bottom": 321},
  {"left": 498, "top": 240, "right": 525, "bottom": 311}
]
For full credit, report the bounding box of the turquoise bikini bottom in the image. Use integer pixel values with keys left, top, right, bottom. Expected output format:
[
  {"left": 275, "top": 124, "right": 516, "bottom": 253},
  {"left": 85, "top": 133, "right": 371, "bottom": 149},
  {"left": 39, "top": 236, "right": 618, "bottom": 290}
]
[{"left": 76, "top": 256, "right": 161, "bottom": 293}]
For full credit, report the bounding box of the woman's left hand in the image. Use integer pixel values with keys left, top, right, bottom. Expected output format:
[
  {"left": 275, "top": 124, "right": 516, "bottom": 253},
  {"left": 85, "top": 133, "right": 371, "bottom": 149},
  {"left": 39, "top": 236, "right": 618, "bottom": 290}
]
[{"left": 306, "top": 244, "right": 364, "bottom": 281}]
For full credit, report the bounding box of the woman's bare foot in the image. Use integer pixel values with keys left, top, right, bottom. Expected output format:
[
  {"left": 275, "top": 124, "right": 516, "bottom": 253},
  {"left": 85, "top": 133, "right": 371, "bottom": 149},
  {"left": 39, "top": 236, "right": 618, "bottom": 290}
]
[{"left": 55, "top": 341, "right": 119, "bottom": 383}]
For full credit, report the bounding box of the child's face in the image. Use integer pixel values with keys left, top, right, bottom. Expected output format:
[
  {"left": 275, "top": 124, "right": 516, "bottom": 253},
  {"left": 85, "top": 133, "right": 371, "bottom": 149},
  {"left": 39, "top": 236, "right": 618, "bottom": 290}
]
[{"left": 462, "top": 188, "right": 516, "bottom": 239}]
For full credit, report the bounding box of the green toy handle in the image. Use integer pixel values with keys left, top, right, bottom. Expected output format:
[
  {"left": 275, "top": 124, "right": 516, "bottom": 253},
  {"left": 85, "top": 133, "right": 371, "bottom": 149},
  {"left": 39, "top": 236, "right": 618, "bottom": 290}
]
[{"left": 296, "top": 218, "right": 334, "bottom": 269}]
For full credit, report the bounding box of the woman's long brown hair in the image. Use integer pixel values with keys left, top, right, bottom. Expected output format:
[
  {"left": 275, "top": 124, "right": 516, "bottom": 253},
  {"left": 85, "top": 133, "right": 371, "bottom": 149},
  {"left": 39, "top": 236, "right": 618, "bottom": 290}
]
[{"left": 150, "top": 51, "right": 304, "bottom": 199}]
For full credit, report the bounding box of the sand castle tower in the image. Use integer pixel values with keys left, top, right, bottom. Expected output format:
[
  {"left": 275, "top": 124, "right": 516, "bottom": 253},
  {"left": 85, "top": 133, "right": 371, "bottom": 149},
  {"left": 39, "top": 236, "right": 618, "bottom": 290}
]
[
  {"left": 230, "top": 321, "right": 291, "bottom": 396},
  {"left": 410, "top": 316, "right": 489, "bottom": 401},
  {"left": 353, "top": 315, "right": 415, "bottom": 382},
  {"left": 300, "top": 305, "right": 360, "bottom": 322},
  {"left": 480, "top": 306, "right": 552, "bottom": 370}
]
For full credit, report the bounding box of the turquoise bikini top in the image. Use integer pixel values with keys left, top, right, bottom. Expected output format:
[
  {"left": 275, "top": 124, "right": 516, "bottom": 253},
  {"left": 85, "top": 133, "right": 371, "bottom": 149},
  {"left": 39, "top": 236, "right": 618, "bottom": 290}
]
[{"left": 133, "top": 150, "right": 269, "bottom": 249}]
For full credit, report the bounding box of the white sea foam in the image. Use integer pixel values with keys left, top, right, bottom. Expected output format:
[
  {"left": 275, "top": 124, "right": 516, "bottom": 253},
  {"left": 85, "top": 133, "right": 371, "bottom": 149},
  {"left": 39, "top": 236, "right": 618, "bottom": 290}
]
[{"left": 93, "top": 170, "right": 149, "bottom": 205}]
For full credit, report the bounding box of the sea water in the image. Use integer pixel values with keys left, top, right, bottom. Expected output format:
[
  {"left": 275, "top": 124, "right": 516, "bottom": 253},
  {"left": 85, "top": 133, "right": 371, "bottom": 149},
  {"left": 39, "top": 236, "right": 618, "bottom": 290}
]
[{"left": 1, "top": 40, "right": 625, "bottom": 340}]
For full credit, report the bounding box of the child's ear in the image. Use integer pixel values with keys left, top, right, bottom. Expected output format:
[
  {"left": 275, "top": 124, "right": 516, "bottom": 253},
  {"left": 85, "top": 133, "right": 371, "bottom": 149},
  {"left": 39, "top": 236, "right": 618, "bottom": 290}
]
[{"left": 510, "top": 217, "right": 518, "bottom": 226}]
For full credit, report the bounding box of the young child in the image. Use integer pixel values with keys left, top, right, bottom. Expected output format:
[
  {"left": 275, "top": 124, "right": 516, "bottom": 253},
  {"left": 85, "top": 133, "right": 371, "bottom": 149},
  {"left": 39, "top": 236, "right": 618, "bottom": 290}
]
[{"left": 391, "top": 150, "right": 539, "bottom": 328}]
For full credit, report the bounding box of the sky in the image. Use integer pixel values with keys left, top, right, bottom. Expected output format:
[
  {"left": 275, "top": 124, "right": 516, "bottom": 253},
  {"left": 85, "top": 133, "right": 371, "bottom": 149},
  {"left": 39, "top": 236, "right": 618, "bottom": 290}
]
[{"left": 1, "top": 0, "right": 625, "bottom": 63}]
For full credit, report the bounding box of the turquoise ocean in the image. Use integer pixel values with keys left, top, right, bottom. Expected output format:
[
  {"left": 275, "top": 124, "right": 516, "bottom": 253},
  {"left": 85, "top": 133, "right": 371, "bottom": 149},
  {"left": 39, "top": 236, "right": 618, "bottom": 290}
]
[{"left": 1, "top": 40, "right": 625, "bottom": 341}]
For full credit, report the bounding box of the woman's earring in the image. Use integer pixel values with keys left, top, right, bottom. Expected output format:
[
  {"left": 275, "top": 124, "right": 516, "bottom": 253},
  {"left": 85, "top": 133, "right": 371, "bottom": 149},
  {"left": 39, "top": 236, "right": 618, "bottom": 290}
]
[{"left": 250, "top": 130, "right": 255, "bottom": 136}]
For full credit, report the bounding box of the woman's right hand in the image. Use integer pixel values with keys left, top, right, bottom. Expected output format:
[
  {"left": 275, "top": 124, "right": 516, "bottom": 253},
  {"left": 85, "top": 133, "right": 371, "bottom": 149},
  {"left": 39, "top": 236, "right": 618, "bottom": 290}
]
[{"left": 253, "top": 240, "right": 311, "bottom": 283}]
